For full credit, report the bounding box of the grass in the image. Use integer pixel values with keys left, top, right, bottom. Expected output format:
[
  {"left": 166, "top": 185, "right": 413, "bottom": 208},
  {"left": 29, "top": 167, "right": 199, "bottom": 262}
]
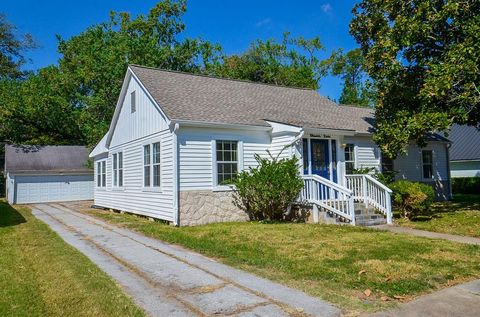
[
  {"left": 81, "top": 206, "right": 480, "bottom": 315},
  {"left": 0, "top": 201, "right": 145, "bottom": 317},
  {"left": 396, "top": 194, "right": 480, "bottom": 238}
]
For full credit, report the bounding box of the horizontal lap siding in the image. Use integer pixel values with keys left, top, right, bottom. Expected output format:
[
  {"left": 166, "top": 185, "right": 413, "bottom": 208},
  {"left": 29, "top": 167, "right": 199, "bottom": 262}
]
[
  {"left": 394, "top": 142, "right": 449, "bottom": 181},
  {"left": 95, "top": 131, "right": 174, "bottom": 220},
  {"left": 451, "top": 161, "right": 480, "bottom": 178},
  {"left": 344, "top": 136, "right": 381, "bottom": 171},
  {"left": 269, "top": 134, "right": 295, "bottom": 160},
  {"left": 178, "top": 127, "right": 271, "bottom": 191}
]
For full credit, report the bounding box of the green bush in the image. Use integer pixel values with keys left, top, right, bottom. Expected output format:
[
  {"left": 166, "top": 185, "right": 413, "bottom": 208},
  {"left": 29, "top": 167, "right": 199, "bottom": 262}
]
[
  {"left": 390, "top": 180, "right": 435, "bottom": 220},
  {"left": 452, "top": 177, "right": 480, "bottom": 195},
  {"left": 233, "top": 153, "right": 304, "bottom": 221}
]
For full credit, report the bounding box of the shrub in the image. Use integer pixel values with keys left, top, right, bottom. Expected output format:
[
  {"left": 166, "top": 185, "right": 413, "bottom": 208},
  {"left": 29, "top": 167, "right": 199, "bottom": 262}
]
[
  {"left": 452, "top": 177, "right": 480, "bottom": 195},
  {"left": 232, "top": 152, "right": 304, "bottom": 221},
  {"left": 389, "top": 180, "right": 435, "bottom": 220},
  {"left": 374, "top": 171, "right": 397, "bottom": 186}
]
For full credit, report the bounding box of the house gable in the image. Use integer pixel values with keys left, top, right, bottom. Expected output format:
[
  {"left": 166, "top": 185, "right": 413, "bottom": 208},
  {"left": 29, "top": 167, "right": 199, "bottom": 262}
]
[{"left": 108, "top": 68, "right": 171, "bottom": 149}]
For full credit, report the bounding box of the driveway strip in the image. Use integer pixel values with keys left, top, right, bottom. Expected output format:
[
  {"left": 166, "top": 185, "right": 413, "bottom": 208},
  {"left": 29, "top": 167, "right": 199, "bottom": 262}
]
[{"left": 31, "top": 202, "right": 341, "bottom": 317}]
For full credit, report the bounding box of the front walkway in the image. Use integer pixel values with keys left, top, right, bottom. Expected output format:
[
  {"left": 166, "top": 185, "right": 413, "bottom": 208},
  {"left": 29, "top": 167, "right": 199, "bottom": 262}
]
[
  {"left": 31, "top": 202, "right": 341, "bottom": 317},
  {"left": 373, "top": 224, "right": 480, "bottom": 245},
  {"left": 364, "top": 280, "right": 480, "bottom": 317}
]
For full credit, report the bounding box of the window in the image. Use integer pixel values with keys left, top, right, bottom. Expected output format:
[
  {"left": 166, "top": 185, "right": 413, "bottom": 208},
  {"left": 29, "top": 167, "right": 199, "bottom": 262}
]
[
  {"left": 112, "top": 152, "right": 123, "bottom": 187},
  {"left": 344, "top": 144, "right": 355, "bottom": 174},
  {"left": 131, "top": 91, "right": 136, "bottom": 113},
  {"left": 152, "top": 142, "right": 161, "bottom": 187},
  {"left": 216, "top": 140, "right": 238, "bottom": 185},
  {"left": 422, "top": 150, "right": 433, "bottom": 179},
  {"left": 97, "top": 161, "right": 106, "bottom": 187},
  {"left": 143, "top": 142, "right": 161, "bottom": 188},
  {"left": 144, "top": 145, "right": 151, "bottom": 187}
]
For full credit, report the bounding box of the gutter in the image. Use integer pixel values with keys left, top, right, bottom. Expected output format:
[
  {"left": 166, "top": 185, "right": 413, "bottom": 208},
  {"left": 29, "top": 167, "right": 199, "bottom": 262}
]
[{"left": 170, "top": 119, "right": 272, "bottom": 132}]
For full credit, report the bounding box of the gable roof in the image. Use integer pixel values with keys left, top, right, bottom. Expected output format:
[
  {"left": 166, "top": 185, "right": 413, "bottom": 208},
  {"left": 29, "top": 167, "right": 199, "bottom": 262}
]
[
  {"left": 129, "top": 65, "right": 375, "bottom": 134},
  {"left": 5, "top": 145, "right": 92, "bottom": 174},
  {"left": 448, "top": 125, "right": 480, "bottom": 161}
]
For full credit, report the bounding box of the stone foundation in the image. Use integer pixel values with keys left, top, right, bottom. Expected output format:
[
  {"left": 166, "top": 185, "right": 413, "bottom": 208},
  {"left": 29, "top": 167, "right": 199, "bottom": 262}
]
[{"left": 179, "top": 190, "right": 249, "bottom": 226}]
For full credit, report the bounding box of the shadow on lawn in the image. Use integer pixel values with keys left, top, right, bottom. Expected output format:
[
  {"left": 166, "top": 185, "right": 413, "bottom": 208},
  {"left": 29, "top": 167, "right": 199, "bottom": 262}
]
[{"left": 0, "top": 201, "right": 26, "bottom": 227}]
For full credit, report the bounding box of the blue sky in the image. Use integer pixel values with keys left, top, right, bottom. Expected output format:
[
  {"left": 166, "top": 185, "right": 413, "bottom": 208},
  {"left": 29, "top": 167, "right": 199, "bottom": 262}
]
[{"left": 2, "top": 0, "right": 359, "bottom": 100}]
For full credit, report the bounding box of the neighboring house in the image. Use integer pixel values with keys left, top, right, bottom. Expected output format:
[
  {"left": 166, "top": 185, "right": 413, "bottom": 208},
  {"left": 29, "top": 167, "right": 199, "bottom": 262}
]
[
  {"left": 5, "top": 145, "right": 94, "bottom": 204},
  {"left": 447, "top": 124, "right": 480, "bottom": 178},
  {"left": 90, "top": 65, "right": 451, "bottom": 226}
]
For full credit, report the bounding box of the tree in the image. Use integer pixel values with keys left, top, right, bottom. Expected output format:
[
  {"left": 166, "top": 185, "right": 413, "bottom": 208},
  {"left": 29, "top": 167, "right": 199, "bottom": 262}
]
[
  {"left": 350, "top": 0, "right": 480, "bottom": 157},
  {"left": 57, "top": 0, "right": 221, "bottom": 146},
  {"left": 0, "top": 67, "right": 82, "bottom": 145},
  {"left": 0, "top": 14, "right": 35, "bottom": 79},
  {"left": 213, "top": 33, "right": 328, "bottom": 89},
  {"left": 327, "top": 48, "right": 375, "bottom": 107}
]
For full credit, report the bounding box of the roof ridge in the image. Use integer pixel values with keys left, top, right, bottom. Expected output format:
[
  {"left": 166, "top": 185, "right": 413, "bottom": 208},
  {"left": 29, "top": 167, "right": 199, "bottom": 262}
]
[{"left": 128, "top": 64, "right": 319, "bottom": 93}]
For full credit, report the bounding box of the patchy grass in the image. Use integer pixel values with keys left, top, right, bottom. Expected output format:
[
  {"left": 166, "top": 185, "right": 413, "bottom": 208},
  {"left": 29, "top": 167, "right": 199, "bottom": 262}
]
[
  {"left": 0, "top": 201, "right": 145, "bottom": 317},
  {"left": 396, "top": 194, "right": 480, "bottom": 238},
  {"left": 81, "top": 207, "right": 480, "bottom": 314}
]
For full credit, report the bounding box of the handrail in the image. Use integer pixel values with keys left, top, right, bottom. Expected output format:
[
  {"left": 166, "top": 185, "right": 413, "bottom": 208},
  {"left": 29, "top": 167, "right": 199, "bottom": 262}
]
[
  {"left": 300, "top": 175, "right": 356, "bottom": 225},
  {"left": 345, "top": 174, "right": 393, "bottom": 224}
]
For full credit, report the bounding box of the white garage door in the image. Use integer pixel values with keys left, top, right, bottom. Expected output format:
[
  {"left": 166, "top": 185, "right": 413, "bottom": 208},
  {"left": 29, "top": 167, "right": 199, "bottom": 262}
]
[{"left": 15, "top": 175, "right": 94, "bottom": 204}]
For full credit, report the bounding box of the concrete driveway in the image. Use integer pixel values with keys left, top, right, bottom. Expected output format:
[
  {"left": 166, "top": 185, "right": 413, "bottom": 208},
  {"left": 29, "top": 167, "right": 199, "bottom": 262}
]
[{"left": 31, "top": 202, "right": 341, "bottom": 317}]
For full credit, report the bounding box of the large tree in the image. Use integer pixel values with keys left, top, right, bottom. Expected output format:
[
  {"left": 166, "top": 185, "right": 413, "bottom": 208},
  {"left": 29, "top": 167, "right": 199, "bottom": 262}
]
[
  {"left": 57, "top": 0, "right": 221, "bottom": 146},
  {"left": 213, "top": 33, "right": 328, "bottom": 90},
  {"left": 327, "top": 48, "right": 375, "bottom": 107},
  {"left": 0, "top": 14, "right": 34, "bottom": 79},
  {"left": 350, "top": 0, "right": 480, "bottom": 157}
]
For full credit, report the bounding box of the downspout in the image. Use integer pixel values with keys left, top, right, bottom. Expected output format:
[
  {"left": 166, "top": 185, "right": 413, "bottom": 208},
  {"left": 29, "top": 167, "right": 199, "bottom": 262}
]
[
  {"left": 172, "top": 122, "right": 180, "bottom": 226},
  {"left": 446, "top": 142, "right": 453, "bottom": 200}
]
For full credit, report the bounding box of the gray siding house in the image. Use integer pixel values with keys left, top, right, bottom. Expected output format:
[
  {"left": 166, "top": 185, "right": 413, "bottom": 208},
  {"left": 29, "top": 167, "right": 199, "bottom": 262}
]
[
  {"left": 90, "top": 65, "right": 451, "bottom": 226},
  {"left": 448, "top": 125, "right": 480, "bottom": 178},
  {"left": 5, "top": 145, "right": 94, "bottom": 204}
]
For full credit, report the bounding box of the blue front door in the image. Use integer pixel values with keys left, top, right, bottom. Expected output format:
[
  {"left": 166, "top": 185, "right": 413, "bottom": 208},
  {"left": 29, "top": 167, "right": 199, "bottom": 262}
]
[{"left": 310, "top": 139, "right": 330, "bottom": 180}]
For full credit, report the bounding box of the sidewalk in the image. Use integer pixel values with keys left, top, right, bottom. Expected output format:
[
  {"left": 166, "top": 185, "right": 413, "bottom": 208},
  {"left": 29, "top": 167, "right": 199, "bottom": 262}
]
[{"left": 373, "top": 225, "right": 480, "bottom": 245}]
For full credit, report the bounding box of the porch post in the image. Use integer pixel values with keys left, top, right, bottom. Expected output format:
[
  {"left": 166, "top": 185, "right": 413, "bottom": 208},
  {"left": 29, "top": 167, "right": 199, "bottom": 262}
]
[
  {"left": 312, "top": 204, "right": 319, "bottom": 223},
  {"left": 363, "top": 175, "right": 369, "bottom": 208}
]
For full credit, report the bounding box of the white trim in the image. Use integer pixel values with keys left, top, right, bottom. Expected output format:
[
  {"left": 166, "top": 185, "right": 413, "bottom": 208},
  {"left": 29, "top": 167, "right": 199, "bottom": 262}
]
[
  {"left": 141, "top": 141, "right": 163, "bottom": 192},
  {"left": 171, "top": 119, "right": 271, "bottom": 132},
  {"left": 172, "top": 123, "right": 179, "bottom": 226},
  {"left": 212, "top": 139, "right": 241, "bottom": 191}
]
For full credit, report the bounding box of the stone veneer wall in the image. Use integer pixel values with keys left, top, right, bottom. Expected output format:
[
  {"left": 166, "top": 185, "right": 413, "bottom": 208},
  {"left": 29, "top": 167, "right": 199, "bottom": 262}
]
[{"left": 179, "top": 190, "right": 249, "bottom": 226}]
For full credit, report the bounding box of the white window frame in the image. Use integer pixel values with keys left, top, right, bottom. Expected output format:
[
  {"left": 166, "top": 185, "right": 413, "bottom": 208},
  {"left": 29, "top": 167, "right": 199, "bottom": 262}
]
[
  {"left": 344, "top": 143, "right": 356, "bottom": 174},
  {"left": 131, "top": 90, "right": 136, "bottom": 113},
  {"left": 212, "top": 139, "right": 243, "bottom": 191},
  {"left": 96, "top": 159, "right": 107, "bottom": 189},
  {"left": 112, "top": 152, "right": 123, "bottom": 189},
  {"left": 422, "top": 150, "right": 434, "bottom": 180},
  {"left": 142, "top": 141, "right": 162, "bottom": 191}
]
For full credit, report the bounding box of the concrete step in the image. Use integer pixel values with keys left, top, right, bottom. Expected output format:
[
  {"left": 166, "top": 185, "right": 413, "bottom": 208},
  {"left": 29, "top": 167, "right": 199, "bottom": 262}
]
[{"left": 356, "top": 218, "right": 387, "bottom": 226}]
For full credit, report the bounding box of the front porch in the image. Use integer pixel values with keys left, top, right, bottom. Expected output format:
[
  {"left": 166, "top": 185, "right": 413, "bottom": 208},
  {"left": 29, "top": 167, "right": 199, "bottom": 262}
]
[{"left": 298, "top": 133, "right": 392, "bottom": 226}]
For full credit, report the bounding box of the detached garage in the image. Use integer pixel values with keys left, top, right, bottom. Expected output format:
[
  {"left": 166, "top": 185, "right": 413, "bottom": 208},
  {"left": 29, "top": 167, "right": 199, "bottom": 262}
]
[{"left": 5, "top": 145, "right": 94, "bottom": 204}]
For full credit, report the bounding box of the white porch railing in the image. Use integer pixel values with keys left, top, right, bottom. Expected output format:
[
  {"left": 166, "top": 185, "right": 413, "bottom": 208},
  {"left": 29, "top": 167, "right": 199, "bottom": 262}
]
[
  {"left": 300, "top": 175, "right": 356, "bottom": 225},
  {"left": 345, "top": 174, "right": 393, "bottom": 224}
]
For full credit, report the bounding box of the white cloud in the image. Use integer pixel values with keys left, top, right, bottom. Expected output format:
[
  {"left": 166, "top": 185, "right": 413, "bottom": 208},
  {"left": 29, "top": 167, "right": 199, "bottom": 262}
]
[
  {"left": 255, "top": 18, "right": 272, "bottom": 27},
  {"left": 321, "top": 3, "right": 333, "bottom": 14}
]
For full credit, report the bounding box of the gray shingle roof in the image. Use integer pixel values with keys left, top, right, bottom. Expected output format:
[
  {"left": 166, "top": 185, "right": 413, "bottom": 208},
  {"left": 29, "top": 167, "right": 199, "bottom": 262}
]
[
  {"left": 5, "top": 145, "right": 92, "bottom": 174},
  {"left": 448, "top": 125, "right": 480, "bottom": 161},
  {"left": 129, "top": 65, "right": 375, "bottom": 133}
]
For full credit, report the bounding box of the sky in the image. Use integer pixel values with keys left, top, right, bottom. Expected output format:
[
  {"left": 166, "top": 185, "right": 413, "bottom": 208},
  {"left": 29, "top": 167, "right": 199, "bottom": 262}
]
[{"left": 2, "top": 0, "right": 360, "bottom": 100}]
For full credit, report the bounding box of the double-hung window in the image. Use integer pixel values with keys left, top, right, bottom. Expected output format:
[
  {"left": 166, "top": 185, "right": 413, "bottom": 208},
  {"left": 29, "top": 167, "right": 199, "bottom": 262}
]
[
  {"left": 216, "top": 140, "right": 238, "bottom": 185},
  {"left": 344, "top": 144, "right": 355, "bottom": 174},
  {"left": 112, "top": 152, "right": 123, "bottom": 187},
  {"left": 143, "top": 142, "right": 161, "bottom": 188},
  {"left": 97, "top": 161, "right": 106, "bottom": 188},
  {"left": 422, "top": 150, "right": 433, "bottom": 179}
]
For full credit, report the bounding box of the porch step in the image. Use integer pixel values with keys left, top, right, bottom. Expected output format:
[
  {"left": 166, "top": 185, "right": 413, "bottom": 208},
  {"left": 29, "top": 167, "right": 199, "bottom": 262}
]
[{"left": 354, "top": 204, "right": 387, "bottom": 226}]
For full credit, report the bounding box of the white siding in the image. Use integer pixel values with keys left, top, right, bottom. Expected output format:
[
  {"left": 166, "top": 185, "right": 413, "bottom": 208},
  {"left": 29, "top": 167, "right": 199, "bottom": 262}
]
[
  {"left": 178, "top": 127, "right": 271, "bottom": 191},
  {"left": 93, "top": 75, "right": 175, "bottom": 221},
  {"left": 269, "top": 134, "right": 296, "bottom": 160},
  {"left": 450, "top": 161, "right": 480, "bottom": 178},
  {"left": 394, "top": 142, "right": 449, "bottom": 181},
  {"left": 344, "top": 136, "right": 381, "bottom": 171},
  {"left": 110, "top": 76, "right": 169, "bottom": 148},
  {"left": 6, "top": 173, "right": 14, "bottom": 204}
]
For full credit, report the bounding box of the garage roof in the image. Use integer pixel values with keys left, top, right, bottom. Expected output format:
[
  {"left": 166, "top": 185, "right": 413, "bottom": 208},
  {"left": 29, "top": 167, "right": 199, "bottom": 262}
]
[
  {"left": 448, "top": 125, "right": 480, "bottom": 161},
  {"left": 5, "top": 145, "right": 92, "bottom": 174}
]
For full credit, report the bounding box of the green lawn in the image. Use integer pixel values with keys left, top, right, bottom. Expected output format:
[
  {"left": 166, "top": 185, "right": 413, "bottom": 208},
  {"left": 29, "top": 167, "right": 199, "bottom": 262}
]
[
  {"left": 0, "top": 201, "right": 145, "bottom": 317},
  {"left": 396, "top": 194, "right": 480, "bottom": 238},
  {"left": 81, "top": 207, "right": 480, "bottom": 314}
]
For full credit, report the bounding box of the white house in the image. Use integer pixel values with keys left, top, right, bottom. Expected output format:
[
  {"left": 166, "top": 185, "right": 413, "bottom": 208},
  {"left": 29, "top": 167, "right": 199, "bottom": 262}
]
[
  {"left": 90, "top": 65, "right": 451, "bottom": 226},
  {"left": 5, "top": 145, "right": 94, "bottom": 204},
  {"left": 447, "top": 125, "right": 480, "bottom": 178}
]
